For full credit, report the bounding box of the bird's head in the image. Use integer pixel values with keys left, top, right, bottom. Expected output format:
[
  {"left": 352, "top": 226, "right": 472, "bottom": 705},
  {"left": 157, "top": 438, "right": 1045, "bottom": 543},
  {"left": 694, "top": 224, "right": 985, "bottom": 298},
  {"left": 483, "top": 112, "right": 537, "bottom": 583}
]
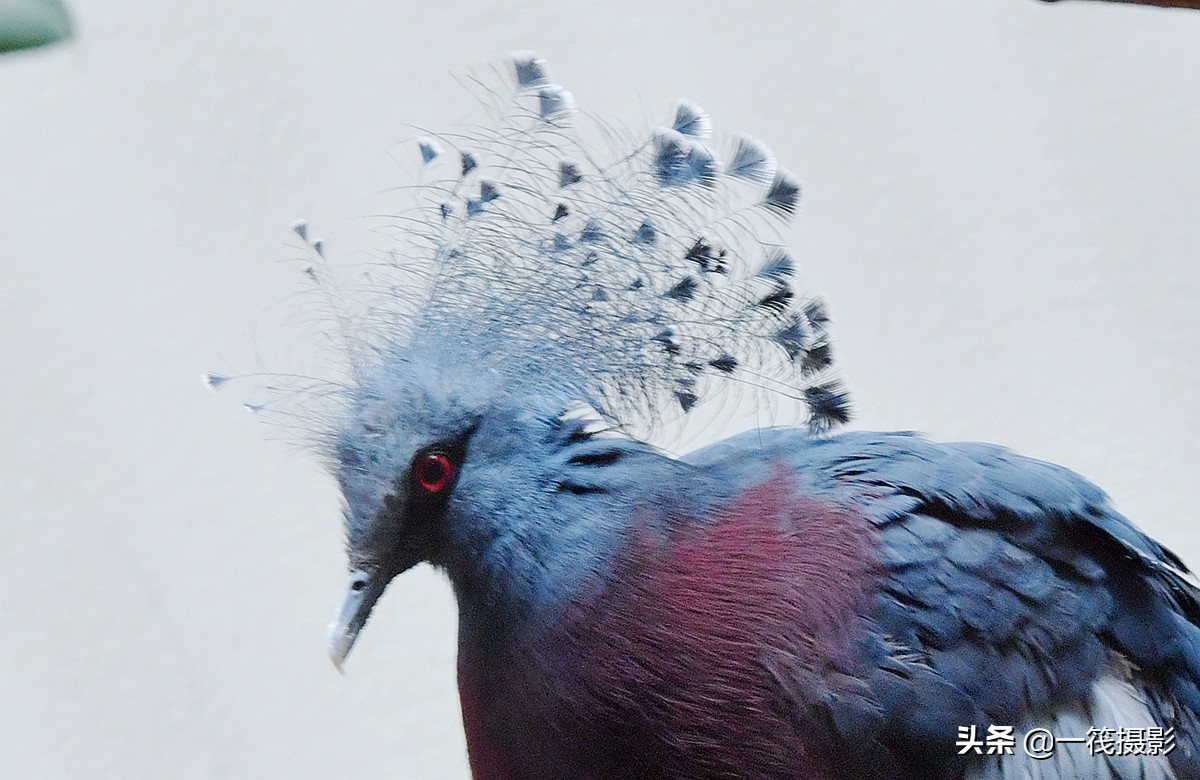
[
  {"left": 325, "top": 341, "right": 590, "bottom": 670},
  {"left": 325, "top": 351, "right": 503, "bottom": 670},
  {"left": 267, "top": 51, "right": 854, "bottom": 672}
]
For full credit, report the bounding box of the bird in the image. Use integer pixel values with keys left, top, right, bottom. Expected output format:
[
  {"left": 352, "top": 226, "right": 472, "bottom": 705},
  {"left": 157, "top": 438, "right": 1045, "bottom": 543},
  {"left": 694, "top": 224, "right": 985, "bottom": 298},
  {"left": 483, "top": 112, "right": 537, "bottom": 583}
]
[{"left": 225, "top": 52, "right": 1200, "bottom": 779}]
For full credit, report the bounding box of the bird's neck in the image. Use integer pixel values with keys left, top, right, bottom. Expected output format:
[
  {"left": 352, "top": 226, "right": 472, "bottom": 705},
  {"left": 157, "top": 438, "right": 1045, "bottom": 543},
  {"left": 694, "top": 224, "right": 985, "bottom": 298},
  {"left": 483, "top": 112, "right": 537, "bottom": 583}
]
[
  {"left": 440, "top": 426, "right": 697, "bottom": 635},
  {"left": 444, "top": 498, "right": 630, "bottom": 642}
]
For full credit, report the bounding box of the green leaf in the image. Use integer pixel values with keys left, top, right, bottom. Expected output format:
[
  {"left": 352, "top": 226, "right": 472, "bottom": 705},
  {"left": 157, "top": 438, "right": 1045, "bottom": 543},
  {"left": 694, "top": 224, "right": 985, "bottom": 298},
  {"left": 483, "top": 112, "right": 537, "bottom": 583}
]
[{"left": 0, "top": 0, "right": 71, "bottom": 55}]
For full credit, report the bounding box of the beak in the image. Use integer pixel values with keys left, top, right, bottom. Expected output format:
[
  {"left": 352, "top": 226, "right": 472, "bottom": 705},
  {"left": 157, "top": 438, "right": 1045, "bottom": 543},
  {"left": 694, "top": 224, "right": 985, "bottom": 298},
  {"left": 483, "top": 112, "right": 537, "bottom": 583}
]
[{"left": 327, "top": 568, "right": 390, "bottom": 673}]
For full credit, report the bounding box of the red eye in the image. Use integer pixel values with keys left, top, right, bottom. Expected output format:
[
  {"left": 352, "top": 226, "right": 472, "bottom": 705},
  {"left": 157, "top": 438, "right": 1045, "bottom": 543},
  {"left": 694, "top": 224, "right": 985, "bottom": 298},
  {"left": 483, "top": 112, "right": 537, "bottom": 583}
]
[{"left": 414, "top": 452, "right": 454, "bottom": 494}]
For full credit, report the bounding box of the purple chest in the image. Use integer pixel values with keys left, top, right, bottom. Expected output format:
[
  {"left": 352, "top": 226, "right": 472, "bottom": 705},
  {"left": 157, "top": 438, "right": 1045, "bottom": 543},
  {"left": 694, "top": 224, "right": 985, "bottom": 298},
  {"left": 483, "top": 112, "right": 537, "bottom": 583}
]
[{"left": 458, "top": 468, "right": 880, "bottom": 780}]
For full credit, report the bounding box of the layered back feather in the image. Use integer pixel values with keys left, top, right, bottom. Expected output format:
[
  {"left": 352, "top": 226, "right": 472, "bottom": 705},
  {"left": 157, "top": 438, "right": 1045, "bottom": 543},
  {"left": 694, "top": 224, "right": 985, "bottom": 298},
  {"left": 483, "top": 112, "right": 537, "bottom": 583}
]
[{"left": 210, "top": 51, "right": 849, "bottom": 440}]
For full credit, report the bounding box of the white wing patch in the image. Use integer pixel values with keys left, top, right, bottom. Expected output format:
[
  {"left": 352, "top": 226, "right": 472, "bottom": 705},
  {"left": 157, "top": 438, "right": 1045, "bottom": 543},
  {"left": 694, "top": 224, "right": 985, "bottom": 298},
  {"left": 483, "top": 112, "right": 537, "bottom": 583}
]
[{"left": 966, "top": 672, "right": 1176, "bottom": 780}]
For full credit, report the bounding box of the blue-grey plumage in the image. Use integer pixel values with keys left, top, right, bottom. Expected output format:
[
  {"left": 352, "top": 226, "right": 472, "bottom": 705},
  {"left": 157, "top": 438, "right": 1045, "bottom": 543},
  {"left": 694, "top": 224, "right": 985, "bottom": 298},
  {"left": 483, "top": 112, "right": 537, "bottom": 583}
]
[
  {"left": 324, "top": 365, "right": 1200, "bottom": 778},
  {"left": 213, "top": 51, "right": 1199, "bottom": 779}
]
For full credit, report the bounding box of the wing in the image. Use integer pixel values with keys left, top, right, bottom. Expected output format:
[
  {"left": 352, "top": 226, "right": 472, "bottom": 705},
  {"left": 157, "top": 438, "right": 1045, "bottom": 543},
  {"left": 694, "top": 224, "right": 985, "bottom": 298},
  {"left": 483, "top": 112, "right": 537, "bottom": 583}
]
[{"left": 707, "top": 430, "right": 1200, "bottom": 779}]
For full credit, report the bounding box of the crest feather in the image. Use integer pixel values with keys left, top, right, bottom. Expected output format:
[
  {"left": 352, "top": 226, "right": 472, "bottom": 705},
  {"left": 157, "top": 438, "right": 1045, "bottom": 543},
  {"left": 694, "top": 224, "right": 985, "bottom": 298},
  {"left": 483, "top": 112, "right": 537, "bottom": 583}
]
[{"left": 224, "top": 52, "right": 850, "bottom": 439}]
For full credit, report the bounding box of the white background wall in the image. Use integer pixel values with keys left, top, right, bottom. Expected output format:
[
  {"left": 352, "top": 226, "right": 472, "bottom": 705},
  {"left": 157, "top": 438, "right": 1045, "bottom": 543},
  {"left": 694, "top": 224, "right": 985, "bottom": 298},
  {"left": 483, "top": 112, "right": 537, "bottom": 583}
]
[{"left": 1, "top": 1, "right": 1197, "bottom": 777}]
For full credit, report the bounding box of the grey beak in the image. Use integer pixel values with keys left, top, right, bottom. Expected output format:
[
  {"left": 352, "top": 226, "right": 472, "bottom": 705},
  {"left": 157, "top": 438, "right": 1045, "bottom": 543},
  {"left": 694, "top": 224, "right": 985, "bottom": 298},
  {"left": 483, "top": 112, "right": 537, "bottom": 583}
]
[{"left": 327, "top": 568, "right": 389, "bottom": 673}]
